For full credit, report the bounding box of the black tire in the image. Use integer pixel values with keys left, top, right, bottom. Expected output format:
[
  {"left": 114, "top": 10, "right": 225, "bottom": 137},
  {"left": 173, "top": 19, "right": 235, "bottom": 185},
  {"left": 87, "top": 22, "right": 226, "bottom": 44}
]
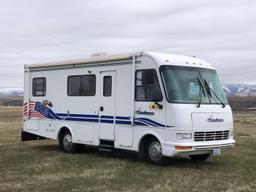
[
  {"left": 145, "top": 138, "right": 169, "bottom": 166},
  {"left": 59, "top": 130, "right": 80, "bottom": 153},
  {"left": 190, "top": 154, "right": 210, "bottom": 161}
]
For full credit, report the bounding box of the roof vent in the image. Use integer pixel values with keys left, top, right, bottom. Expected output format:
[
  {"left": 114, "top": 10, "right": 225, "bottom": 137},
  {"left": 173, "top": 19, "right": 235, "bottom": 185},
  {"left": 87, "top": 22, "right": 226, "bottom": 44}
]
[{"left": 91, "top": 52, "right": 109, "bottom": 57}]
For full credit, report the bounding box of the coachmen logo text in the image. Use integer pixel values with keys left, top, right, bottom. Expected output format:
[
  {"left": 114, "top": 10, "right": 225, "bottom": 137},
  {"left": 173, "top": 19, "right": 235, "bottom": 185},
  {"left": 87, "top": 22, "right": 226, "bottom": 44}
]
[{"left": 207, "top": 116, "right": 224, "bottom": 123}]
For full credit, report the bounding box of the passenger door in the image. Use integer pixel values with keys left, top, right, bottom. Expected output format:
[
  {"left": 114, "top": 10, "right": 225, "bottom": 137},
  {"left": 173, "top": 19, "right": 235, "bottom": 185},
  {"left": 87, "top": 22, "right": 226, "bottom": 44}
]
[
  {"left": 134, "top": 69, "right": 166, "bottom": 129},
  {"left": 99, "top": 71, "right": 116, "bottom": 141}
]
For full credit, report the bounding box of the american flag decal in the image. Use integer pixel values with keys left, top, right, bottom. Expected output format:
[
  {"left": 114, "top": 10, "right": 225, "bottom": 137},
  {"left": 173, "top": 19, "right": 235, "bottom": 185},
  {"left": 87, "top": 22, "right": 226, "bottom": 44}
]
[{"left": 23, "top": 101, "right": 46, "bottom": 119}]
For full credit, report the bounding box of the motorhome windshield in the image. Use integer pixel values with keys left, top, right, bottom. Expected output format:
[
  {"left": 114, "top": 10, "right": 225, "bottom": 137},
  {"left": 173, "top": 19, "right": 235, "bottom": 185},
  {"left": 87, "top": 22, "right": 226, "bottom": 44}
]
[{"left": 160, "top": 66, "right": 228, "bottom": 104}]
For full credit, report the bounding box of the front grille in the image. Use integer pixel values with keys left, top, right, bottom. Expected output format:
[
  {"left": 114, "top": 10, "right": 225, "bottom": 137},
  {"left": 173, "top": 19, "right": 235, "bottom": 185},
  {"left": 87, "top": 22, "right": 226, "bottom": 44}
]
[{"left": 194, "top": 130, "right": 229, "bottom": 141}]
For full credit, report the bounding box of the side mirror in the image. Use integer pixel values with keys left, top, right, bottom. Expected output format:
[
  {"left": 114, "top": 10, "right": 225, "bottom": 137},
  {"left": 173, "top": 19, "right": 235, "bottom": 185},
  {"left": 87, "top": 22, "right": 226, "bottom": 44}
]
[{"left": 153, "top": 100, "right": 163, "bottom": 110}]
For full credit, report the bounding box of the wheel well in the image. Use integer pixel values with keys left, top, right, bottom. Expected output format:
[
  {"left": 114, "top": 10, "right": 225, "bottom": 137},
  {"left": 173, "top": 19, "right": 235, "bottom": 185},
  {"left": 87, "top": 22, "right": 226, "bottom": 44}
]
[
  {"left": 138, "top": 134, "right": 159, "bottom": 160},
  {"left": 58, "top": 127, "right": 70, "bottom": 140}
]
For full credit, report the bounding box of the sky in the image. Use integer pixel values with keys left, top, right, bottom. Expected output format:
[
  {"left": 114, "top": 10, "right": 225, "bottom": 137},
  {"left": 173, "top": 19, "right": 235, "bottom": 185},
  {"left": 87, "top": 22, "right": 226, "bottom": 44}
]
[{"left": 0, "top": 0, "right": 256, "bottom": 89}]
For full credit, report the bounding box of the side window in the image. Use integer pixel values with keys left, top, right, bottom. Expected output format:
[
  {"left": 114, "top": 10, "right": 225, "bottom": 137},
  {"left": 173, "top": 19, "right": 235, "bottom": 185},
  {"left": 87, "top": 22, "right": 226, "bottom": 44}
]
[
  {"left": 68, "top": 75, "right": 96, "bottom": 96},
  {"left": 32, "top": 77, "right": 46, "bottom": 97},
  {"left": 103, "top": 76, "right": 112, "bottom": 97},
  {"left": 135, "top": 69, "right": 162, "bottom": 101}
]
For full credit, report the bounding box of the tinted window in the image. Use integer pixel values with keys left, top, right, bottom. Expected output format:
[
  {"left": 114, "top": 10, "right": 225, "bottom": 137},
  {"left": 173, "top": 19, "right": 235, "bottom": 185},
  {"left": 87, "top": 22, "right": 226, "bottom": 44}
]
[
  {"left": 103, "top": 76, "right": 112, "bottom": 97},
  {"left": 135, "top": 69, "right": 162, "bottom": 101},
  {"left": 68, "top": 75, "right": 96, "bottom": 96},
  {"left": 32, "top": 77, "right": 46, "bottom": 96}
]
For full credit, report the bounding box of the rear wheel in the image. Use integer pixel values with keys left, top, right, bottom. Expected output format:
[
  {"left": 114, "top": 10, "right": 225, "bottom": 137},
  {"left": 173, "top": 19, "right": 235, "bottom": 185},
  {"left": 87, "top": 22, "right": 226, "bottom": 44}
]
[
  {"left": 59, "top": 130, "right": 80, "bottom": 153},
  {"left": 145, "top": 138, "right": 168, "bottom": 166},
  {"left": 190, "top": 154, "right": 210, "bottom": 161}
]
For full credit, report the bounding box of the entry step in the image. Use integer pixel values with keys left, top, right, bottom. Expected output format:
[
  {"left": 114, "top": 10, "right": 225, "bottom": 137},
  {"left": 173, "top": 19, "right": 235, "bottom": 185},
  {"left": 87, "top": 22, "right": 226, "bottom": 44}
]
[
  {"left": 99, "top": 144, "right": 114, "bottom": 148},
  {"left": 99, "top": 140, "right": 114, "bottom": 152},
  {"left": 98, "top": 148, "right": 113, "bottom": 152}
]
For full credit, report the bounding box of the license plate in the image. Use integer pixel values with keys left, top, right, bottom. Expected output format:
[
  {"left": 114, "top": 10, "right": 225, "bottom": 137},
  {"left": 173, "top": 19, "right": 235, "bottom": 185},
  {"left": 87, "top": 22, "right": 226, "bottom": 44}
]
[{"left": 213, "top": 148, "right": 221, "bottom": 156}]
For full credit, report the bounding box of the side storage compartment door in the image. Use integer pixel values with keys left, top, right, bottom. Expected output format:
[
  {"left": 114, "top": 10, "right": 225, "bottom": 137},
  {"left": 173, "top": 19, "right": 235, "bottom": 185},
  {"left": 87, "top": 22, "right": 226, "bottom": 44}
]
[{"left": 24, "top": 119, "right": 39, "bottom": 131}]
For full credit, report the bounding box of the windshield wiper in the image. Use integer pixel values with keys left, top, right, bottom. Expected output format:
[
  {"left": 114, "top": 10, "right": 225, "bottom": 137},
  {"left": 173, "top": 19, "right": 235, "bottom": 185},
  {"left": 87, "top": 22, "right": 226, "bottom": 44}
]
[
  {"left": 197, "top": 77, "right": 205, "bottom": 108},
  {"left": 203, "top": 79, "right": 225, "bottom": 108}
]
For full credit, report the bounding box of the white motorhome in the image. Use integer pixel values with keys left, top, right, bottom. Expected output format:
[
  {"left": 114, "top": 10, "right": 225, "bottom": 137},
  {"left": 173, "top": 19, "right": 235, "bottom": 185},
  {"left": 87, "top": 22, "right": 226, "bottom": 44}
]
[{"left": 22, "top": 52, "right": 235, "bottom": 165}]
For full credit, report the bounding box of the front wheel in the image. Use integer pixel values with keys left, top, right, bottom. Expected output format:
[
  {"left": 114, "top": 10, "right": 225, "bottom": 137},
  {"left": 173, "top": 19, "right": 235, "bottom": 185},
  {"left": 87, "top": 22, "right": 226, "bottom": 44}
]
[
  {"left": 59, "top": 130, "right": 80, "bottom": 153},
  {"left": 190, "top": 154, "right": 210, "bottom": 161},
  {"left": 145, "top": 138, "right": 169, "bottom": 166}
]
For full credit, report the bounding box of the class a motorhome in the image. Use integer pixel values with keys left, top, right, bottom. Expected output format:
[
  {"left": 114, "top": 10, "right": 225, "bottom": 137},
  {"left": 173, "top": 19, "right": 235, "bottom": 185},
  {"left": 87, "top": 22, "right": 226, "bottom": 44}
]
[{"left": 22, "top": 52, "right": 235, "bottom": 165}]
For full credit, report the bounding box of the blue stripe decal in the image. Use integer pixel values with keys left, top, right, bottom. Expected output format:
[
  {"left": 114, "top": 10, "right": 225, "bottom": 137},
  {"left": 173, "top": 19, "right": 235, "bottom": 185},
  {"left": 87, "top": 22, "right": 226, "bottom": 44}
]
[
  {"left": 31, "top": 101, "right": 174, "bottom": 128},
  {"left": 116, "top": 116, "right": 130, "bottom": 120},
  {"left": 116, "top": 120, "right": 131, "bottom": 125},
  {"left": 65, "top": 118, "right": 99, "bottom": 123},
  {"left": 134, "top": 121, "right": 146, "bottom": 126},
  {"left": 136, "top": 118, "right": 159, "bottom": 127},
  {"left": 49, "top": 111, "right": 61, "bottom": 120},
  {"left": 100, "top": 119, "right": 114, "bottom": 123},
  {"left": 56, "top": 113, "right": 99, "bottom": 118},
  {"left": 48, "top": 112, "right": 58, "bottom": 120},
  {"left": 136, "top": 118, "right": 165, "bottom": 127},
  {"left": 100, "top": 115, "right": 114, "bottom": 119}
]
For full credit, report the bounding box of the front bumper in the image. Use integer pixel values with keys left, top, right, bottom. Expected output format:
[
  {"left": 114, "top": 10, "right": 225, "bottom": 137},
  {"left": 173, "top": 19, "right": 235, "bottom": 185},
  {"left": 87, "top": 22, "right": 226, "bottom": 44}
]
[
  {"left": 162, "top": 140, "right": 235, "bottom": 157},
  {"left": 195, "top": 143, "right": 235, "bottom": 150}
]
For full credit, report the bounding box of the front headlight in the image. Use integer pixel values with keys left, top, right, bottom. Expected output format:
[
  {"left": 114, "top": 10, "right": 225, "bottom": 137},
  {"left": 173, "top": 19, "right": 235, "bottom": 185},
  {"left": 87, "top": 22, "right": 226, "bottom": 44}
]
[{"left": 176, "top": 133, "right": 192, "bottom": 140}]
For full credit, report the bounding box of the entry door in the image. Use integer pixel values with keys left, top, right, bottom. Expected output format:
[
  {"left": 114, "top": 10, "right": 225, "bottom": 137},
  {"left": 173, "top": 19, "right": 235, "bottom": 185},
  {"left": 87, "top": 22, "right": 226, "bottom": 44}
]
[{"left": 99, "top": 71, "right": 116, "bottom": 140}]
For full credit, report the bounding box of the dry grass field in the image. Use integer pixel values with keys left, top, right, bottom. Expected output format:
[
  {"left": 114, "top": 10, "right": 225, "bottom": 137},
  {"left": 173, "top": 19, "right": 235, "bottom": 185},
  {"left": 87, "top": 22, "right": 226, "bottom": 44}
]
[{"left": 0, "top": 107, "right": 255, "bottom": 192}]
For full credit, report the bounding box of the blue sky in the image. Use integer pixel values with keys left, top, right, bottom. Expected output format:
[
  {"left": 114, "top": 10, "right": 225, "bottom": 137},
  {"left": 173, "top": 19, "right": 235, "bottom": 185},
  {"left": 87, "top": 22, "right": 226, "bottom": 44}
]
[{"left": 0, "top": 0, "right": 256, "bottom": 89}]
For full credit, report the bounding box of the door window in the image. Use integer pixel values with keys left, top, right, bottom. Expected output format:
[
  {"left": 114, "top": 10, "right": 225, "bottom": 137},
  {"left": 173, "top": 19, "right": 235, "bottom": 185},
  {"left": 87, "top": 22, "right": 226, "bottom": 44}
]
[
  {"left": 103, "top": 76, "right": 112, "bottom": 97},
  {"left": 135, "top": 69, "right": 162, "bottom": 101}
]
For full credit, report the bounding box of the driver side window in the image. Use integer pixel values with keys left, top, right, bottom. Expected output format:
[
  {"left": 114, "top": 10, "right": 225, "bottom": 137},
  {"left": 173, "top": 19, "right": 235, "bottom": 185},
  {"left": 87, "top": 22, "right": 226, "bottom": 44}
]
[{"left": 135, "top": 69, "right": 162, "bottom": 101}]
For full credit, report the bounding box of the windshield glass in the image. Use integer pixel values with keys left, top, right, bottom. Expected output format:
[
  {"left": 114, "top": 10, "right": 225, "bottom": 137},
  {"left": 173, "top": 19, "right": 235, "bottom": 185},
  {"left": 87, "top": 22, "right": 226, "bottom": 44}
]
[
  {"left": 200, "top": 68, "right": 228, "bottom": 104},
  {"left": 160, "top": 66, "right": 228, "bottom": 104}
]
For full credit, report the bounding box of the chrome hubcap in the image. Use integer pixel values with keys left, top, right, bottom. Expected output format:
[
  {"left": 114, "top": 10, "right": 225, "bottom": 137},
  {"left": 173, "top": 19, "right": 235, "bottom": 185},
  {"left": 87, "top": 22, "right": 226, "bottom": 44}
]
[
  {"left": 63, "top": 133, "right": 73, "bottom": 150},
  {"left": 148, "top": 141, "right": 163, "bottom": 161}
]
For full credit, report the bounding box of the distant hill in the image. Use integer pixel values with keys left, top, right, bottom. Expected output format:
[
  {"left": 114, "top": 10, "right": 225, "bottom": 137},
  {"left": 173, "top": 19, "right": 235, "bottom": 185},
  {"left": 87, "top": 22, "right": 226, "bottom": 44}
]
[
  {"left": 0, "top": 88, "right": 23, "bottom": 97},
  {"left": 223, "top": 84, "right": 256, "bottom": 97}
]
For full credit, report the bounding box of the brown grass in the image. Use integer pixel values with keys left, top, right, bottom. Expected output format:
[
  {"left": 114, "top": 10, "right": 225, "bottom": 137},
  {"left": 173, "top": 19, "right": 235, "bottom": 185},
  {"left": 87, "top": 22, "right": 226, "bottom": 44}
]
[{"left": 0, "top": 107, "right": 255, "bottom": 192}]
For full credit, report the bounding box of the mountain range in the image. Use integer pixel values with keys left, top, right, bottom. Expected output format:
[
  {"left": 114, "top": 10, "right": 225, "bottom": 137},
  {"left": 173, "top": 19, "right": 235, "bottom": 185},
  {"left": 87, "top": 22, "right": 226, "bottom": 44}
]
[
  {"left": 223, "top": 84, "right": 256, "bottom": 97},
  {"left": 0, "top": 88, "right": 24, "bottom": 97},
  {"left": 0, "top": 84, "right": 256, "bottom": 97}
]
